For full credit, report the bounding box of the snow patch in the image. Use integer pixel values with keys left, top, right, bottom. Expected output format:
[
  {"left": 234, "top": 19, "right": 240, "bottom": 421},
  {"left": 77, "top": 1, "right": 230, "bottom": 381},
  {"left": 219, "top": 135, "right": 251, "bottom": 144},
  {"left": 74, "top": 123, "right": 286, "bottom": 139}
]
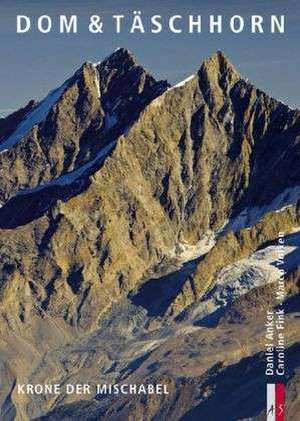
[
  {"left": 189, "top": 230, "right": 300, "bottom": 324},
  {"left": 165, "top": 233, "right": 215, "bottom": 266},
  {"left": 222, "top": 185, "right": 300, "bottom": 234},
  {"left": 171, "top": 74, "right": 195, "bottom": 89},
  {"left": 105, "top": 112, "right": 118, "bottom": 130},
  {"left": 103, "top": 100, "right": 119, "bottom": 130},
  {"left": 175, "top": 235, "right": 216, "bottom": 263},
  {"left": 150, "top": 74, "right": 195, "bottom": 106},
  {"left": 16, "top": 141, "right": 116, "bottom": 197},
  {"left": 0, "top": 81, "right": 70, "bottom": 153},
  {"left": 92, "top": 61, "right": 101, "bottom": 67}
]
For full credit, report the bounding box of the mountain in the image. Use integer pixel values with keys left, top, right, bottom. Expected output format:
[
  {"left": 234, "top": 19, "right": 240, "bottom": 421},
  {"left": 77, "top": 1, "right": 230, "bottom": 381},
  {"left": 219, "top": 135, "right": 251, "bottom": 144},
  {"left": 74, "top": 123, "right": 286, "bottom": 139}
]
[
  {"left": 0, "top": 49, "right": 299, "bottom": 421},
  {"left": 0, "top": 48, "right": 168, "bottom": 207}
]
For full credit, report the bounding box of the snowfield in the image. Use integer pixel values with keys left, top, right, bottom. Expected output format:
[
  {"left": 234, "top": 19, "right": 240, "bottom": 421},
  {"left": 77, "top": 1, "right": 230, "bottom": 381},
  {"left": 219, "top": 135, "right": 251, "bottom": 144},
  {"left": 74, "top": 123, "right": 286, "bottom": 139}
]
[
  {"left": 222, "top": 185, "right": 300, "bottom": 233},
  {"left": 189, "top": 229, "right": 300, "bottom": 325},
  {"left": 16, "top": 140, "right": 116, "bottom": 197},
  {"left": 0, "top": 80, "right": 70, "bottom": 153}
]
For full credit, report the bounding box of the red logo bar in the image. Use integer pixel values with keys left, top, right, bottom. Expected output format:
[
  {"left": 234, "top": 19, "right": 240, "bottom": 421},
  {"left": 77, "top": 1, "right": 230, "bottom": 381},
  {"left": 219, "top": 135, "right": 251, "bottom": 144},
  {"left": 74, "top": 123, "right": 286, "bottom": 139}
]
[{"left": 275, "top": 383, "right": 285, "bottom": 421}]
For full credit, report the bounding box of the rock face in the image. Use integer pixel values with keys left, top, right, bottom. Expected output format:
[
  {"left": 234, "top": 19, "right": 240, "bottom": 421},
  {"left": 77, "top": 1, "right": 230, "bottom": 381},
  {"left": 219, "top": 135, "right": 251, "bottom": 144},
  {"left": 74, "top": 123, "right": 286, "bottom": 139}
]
[
  {"left": 0, "top": 100, "right": 36, "bottom": 143},
  {"left": 0, "top": 48, "right": 168, "bottom": 206},
  {"left": 0, "top": 49, "right": 299, "bottom": 420}
]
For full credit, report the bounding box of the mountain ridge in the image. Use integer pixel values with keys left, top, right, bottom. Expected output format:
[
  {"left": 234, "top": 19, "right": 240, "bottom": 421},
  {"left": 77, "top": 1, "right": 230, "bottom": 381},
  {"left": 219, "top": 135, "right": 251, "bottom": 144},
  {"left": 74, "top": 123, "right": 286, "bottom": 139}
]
[
  {"left": 0, "top": 48, "right": 299, "bottom": 421},
  {"left": 0, "top": 48, "right": 169, "bottom": 207},
  {"left": 0, "top": 49, "right": 299, "bottom": 315}
]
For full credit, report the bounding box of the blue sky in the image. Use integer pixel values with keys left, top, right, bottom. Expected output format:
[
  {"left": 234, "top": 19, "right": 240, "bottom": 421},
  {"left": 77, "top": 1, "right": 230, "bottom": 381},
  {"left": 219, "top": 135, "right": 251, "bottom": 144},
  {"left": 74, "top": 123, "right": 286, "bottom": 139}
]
[{"left": 0, "top": 0, "right": 299, "bottom": 112}]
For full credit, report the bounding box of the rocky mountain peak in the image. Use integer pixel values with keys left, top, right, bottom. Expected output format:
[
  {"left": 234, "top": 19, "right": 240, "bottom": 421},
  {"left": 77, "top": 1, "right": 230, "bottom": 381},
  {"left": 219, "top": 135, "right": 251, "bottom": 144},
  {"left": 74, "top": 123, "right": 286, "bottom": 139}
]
[
  {"left": 100, "top": 47, "right": 137, "bottom": 68},
  {"left": 197, "top": 51, "right": 241, "bottom": 111},
  {"left": 0, "top": 48, "right": 169, "bottom": 210},
  {"left": 96, "top": 47, "right": 169, "bottom": 100},
  {"left": 0, "top": 49, "right": 300, "bottom": 420},
  {"left": 200, "top": 50, "right": 241, "bottom": 83}
]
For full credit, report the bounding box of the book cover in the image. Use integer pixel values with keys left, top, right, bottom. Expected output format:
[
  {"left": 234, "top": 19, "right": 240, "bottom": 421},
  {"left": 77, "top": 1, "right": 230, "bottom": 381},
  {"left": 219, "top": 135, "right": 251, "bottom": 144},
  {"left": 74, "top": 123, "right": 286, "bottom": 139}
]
[{"left": 0, "top": 1, "right": 299, "bottom": 420}]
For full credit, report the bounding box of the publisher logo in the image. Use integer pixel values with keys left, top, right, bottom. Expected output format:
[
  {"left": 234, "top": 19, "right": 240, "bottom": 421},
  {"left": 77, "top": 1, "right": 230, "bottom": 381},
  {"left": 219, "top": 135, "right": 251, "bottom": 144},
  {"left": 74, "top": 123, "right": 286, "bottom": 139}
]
[{"left": 267, "top": 383, "right": 285, "bottom": 421}]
